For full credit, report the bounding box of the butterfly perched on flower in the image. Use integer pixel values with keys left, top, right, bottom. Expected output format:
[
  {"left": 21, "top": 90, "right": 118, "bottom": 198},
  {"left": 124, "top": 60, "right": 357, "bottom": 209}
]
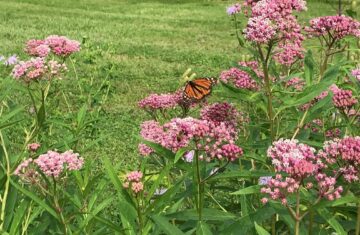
[{"left": 183, "top": 77, "right": 217, "bottom": 101}]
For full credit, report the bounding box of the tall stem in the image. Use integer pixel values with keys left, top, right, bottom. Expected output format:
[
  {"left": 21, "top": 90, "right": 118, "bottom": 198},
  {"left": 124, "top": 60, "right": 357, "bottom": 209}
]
[
  {"left": 258, "top": 43, "right": 275, "bottom": 141},
  {"left": 0, "top": 131, "right": 10, "bottom": 231},
  {"left": 294, "top": 189, "right": 301, "bottom": 235},
  {"left": 195, "top": 150, "right": 204, "bottom": 221},
  {"left": 356, "top": 203, "right": 360, "bottom": 235},
  {"left": 136, "top": 197, "right": 143, "bottom": 234}
]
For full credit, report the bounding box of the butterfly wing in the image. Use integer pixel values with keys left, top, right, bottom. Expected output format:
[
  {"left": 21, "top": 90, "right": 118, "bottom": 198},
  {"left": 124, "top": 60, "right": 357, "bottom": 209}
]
[{"left": 183, "top": 77, "right": 216, "bottom": 101}]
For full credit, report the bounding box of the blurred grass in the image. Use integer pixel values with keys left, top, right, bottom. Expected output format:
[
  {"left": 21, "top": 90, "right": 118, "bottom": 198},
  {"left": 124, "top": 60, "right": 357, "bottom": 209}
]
[{"left": 0, "top": 0, "right": 356, "bottom": 168}]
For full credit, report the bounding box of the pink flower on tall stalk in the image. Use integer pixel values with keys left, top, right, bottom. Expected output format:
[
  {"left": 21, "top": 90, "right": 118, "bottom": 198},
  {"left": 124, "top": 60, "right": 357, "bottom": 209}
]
[
  {"left": 123, "top": 171, "right": 144, "bottom": 194},
  {"left": 200, "top": 102, "right": 241, "bottom": 128},
  {"left": 44, "top": 35, "right": 80, "bottom": 57},
  {"left": 138, "top": 92, "right": 181, "bottom": 111},
  {"left": 27, "top": 143, "right": 41, "bottom": 152},
  {"left": 330, "top": 85, "right": 357, "bottom": 109},
  {"left": 320, "top": 136, "right": 360, "bottom": 182},
  {"left": 15, "top": 150, "right": 83, "bottom": 180},
  {"left": 242, "top": 0, "right": 306, "bottom": 66},
  {"left": 140, "top": 117, "right": 242, "bottom": 162},
  {"left": 220, "top": 62, "right": 260, "bottom": 90},
  {"left": 25, "top": 40, "right": 50, "bottom": 57},
  {"left": 305, "top": 15, "right": 360, "bottom": 40},
  {"left": 226, "top": 3, "right": 241, "bottom": 15}
]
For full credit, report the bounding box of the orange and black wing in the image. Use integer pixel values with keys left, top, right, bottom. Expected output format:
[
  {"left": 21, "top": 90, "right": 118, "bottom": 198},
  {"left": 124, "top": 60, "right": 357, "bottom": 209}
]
[{"left": 183, "top": 77, "right": 216, "bottom": 101}]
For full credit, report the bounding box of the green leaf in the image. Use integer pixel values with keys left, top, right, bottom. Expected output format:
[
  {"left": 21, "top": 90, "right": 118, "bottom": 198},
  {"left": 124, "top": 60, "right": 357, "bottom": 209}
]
[
  {"left": 103, "top": 157, "right": 137, "bottom": 235},
  {"left": 283, "top": 78, "right": 334, "bottom": 107},
  {"left": 10, "top": 179, "right": 59, "bottom": 220},
  {"left": 151, "top": 215, "right": 185, "bottom": 235},
  {"left": 317, "top": 208, "right": 346, "bottom": 235},
  {"left": 209, "top": 171, "right": 274, "bottom": 181},
  {"left": 77, "top": 104, "right": 88, "bottom": 127},
  {"left": 167, "top": 208, "right": 236, "bottom": 221},
  {"left": 313, "top": 195, "right": 360, "bottom": 210},
  {"left": 196, "top": 221, "right": 213, "bottom": 235},
  {"left": 231, "top": 185, "right": 261, "bottom": 195},
  {"left": 254, "top": 222, "right": 270, "bottom": 235},
  {"left": 9, "top": 200, "right": 30, "bottom": 235},
  {"left": 174, "top": 148, "right": 188, "bottom": 164},
  {"left": 304, "top": 50, "right": 315, "bottom": 86}
]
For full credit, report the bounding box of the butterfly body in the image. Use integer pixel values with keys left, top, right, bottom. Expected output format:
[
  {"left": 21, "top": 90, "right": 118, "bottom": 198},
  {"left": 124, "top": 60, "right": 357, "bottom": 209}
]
[{"left": 183, "top": 77, "right": 216, "bottom": 101}]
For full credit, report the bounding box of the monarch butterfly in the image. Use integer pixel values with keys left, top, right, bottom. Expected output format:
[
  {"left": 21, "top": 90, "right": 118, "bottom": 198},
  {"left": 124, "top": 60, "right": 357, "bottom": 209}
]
[{"left": 183, "top": 77, "right": 217, "bottom": 101}]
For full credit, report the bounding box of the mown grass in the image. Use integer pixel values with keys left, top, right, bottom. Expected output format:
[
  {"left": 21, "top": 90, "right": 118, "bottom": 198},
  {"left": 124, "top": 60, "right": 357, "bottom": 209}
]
[{"left": 0, "top": 0, "right": 355, "bottom": 168}]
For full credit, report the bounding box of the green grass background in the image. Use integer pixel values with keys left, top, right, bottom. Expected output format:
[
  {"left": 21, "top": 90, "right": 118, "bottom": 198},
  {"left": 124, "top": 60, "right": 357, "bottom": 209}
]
[{"left": 0, "top": 0, "right": 357, "bottom": 168}]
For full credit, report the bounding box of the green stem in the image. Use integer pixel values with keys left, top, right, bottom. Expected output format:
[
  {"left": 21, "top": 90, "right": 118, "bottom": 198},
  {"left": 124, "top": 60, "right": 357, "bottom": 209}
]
[
  {"left": 0, "top": 131, "right": 10, "bottom": 231},
  {"left": 308, "top": 210, "right": 314, "bottom": 235},
  {"left": 136, "top": 197, "right": 143, "bottom": 234},
  {"left": 294, "top": 189, "right": 301, "bottom": 235},
  {"left": 195, "top": 150, "right": 203, "bottom": 221},
  {"left": 52, "top": 178, "right": 67, "bottom": 234},
  {"left": 356, "top": 203, "right": 360, "bottom": 235}
]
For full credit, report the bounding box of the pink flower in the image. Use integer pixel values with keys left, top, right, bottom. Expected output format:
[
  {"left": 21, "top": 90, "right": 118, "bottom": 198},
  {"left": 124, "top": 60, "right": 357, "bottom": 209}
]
[
  {"left": 138, "top": 143, "right": 153, "bottom": 156},
  {"left": 138, "top": 92, "right": 181, "bottom": 111},
  {"left": 227, "top": 3, "right": 241, "bottom": 15},
  {"left": 261, "top": 197, "right": 268, "bottom": 204},
  {"left": 27, "top": 143, "right": 41, "bottom": 152},
  {"left": 200, "top": 102, "right": 241, "bottom": 128},
  {"left": 131, "top": 182, "right": 144, "bottom": 193},
  {"left": 25, "top": 40, "right": 49, "bottom": 57},
  {"left": 331, "top": 86, "right": 357, "bottom": 109},
  {"left": 305, "top": 15, "right": 360, "bottom": 40},
  {"left": 45, "top": 35, "right": 80, "bottom": 57},
  {"left": 220, "top": 62, "right": 259, "bottom": 90},
  {"left": 126, "top": 171, "right": 143, "bottom": 182},
  {"left": 286, "top": 77, "right": 305, "bottom": 91},
  {"left": 12, "top": 57, "right": 46, "bottom": 82},
  {"left": 244, "top": 16, "right": 277, "bottom": 43},
  {"left": 352, "top": 68, "right": 360, "bottom": 81},
  {"left": 34, "top": 150, "right": 83, "bottom": 177},
  {"left": 219, "top": 144, "right": 243, "bottom": 161}
]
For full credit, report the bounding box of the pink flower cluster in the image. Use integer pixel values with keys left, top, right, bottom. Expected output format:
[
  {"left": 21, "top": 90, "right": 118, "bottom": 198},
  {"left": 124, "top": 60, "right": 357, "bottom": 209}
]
[
  {"left": 14, "top": 158, "right": 39, "bottom": 184},
  {"left": 27, "top": 143, "right": 41, "bottom": 152},
  {"left": 244, "top": 17, "right": 277, "bottom": 43},
  {"left": 261, "top": 174, "right": 301, "bottom": 205},
  {"left": 320, "top": 137, "right": 360, "bottom": 182},
  {"left": 261, "top": 138, "right": 347, "bottom": 204},
  {"left": 243, "top": 0, "right": 306, "bottom": 65},
  {"left": 226, "top": 3, "right": 241, "bottom": 15},
  {"left": 140, "top": 117, "right": 242, "bottom": 162},
  {"left": 305, "top": 15, "right": 360, "bottom": 40},
  {"left": 15, "top": 150, "right": 83, "bottom": 179},
  {"left": 138, "top": 92, "right": 181, "bottom": 111},
  {"left": 123, "top": 171, "right": 144, "bottom": 194},
  {"left": 200, "top": 102, "right": 240, "bottom": 128},
  {"left": 304, "top": 119, "right": 323, "bottom": 133},
  {"left": 11, "top": 58, "right": 67, "bottom": 82},
  {"left": 330, "top": 85, "right": 357, "bottom": 109},
  {"left": 220, "top": 62, "right": 259, "bottom": 90},
  {"left": 25, "top": 36, "right": 80, "bottom": 57},
  {"left": 220, "top": 144, "right": 243, "bottom": 161},
  {"left": 138, "top": 143, "right": 154, "bottom": 156},
  {"left": 352, "top": 68, "right": 360, "bottom": 81},
  {"left": 267, "top": 139, "right": 317, "bottom": 178},
  {"left": 285, "top": 77, "right": 305, "bottom": 91}
]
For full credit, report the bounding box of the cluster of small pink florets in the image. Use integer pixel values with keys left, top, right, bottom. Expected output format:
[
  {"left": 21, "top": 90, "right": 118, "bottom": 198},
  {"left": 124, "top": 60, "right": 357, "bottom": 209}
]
[
  {"left": 319, "top": 137, "right": 360, "bottom": 183},
  {"left": 140, "top": 116, "right": 242, "bottom": 162},
  {"left": 352, "top": 68, "right": 360, "bottom": 82},
  {"left": 200, "top": 102, "right": 241, "bottom": 129},
  {"left": 305, "top": 15, "right": 360, "bottom": 40},
  {"left": 138, "top": 91, "right": 182, "bottom": 111},
  {"left": 11, "top": 36, "right": 80, "bottom": 82},
  {"left": 330, "top": 84, "right": 358, "bottom": 109},
  {"left": 243, "top": 0, "right": 306, "bottom": 65},
  {"left": 15, "top": 150, "right": 83, "bottom": 180},
  {"left": 12, "top": 57, "right": 67, "bottom": 82},
  {"left": 220, "top": 61, "right": 260, "bottom": 90},
  {"left": 267, "top": 139, "right": 318, "bottom": 178},
  {"left": 25, "top": 35, "right": 80, "bottom": 57},
  {"left": 285, "top": 77, "right": 305, "bottom": 91},
  {"left": 123, "top": 171, "right": 144, "bottom": 194}
]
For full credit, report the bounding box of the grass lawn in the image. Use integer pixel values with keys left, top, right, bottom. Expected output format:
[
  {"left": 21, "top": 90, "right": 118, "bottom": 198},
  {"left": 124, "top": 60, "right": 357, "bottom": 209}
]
[{"left": 0, "top": 0, "right": 354, "bottom": 168}]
